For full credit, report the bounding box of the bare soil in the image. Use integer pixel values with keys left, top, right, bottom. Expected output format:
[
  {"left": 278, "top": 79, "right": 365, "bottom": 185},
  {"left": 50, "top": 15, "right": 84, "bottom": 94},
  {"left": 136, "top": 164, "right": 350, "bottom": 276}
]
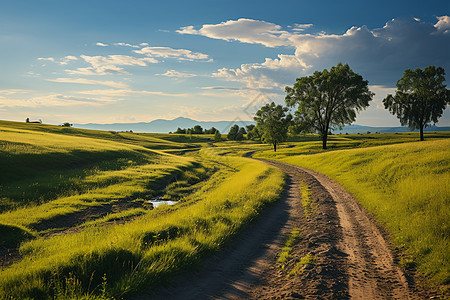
[{"left": 133, "top": 159, "right": 418, "bottom": 299}]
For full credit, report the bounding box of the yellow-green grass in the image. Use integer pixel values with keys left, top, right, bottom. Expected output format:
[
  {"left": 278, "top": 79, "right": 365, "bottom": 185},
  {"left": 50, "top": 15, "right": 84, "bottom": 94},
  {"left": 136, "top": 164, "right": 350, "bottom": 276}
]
[
  {"left": 256, "top": 131, "right": 450, "bottom": 160},
  {"left": 0, "top": 151, "right": 284, "bottom": 299},
  {"left": 277, "top": 228, "right": 302, "bottom": 269},
  {"left": 0, "top": 157, "right": 193, "bottom": 229},
  {"left": 0, "top": 123, "right": 196, "bottom": 211},
  {"left": 262, "top": 139, "right": 449, "bottom": 287},
  {"left": 300, "top": 181, "right": 315, "bottom": 218},
  {"left": 0, "top": 120, "right": 206, "bottom": 150},
  {"left": 288, "top": 253, "right": 317, "bottom": 277}
]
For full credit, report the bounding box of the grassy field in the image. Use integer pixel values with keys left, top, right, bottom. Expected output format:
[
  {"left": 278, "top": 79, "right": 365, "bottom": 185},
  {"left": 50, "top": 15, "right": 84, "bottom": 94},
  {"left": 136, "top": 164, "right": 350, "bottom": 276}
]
[
  {"left": 256, "top": 135, "right": 450, "bottom": 289},
  {"left": 0, "top": 121, "right": 284, "bottom": 299},
  {"left": 1, "top": 119, "right": 449, "bottom": 298}
]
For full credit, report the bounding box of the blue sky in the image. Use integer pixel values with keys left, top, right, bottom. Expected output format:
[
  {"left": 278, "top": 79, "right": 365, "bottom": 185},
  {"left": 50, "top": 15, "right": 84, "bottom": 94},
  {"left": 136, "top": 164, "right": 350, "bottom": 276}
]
[{"left": 1, "top": 0, "right": 449, "bottom": 126}]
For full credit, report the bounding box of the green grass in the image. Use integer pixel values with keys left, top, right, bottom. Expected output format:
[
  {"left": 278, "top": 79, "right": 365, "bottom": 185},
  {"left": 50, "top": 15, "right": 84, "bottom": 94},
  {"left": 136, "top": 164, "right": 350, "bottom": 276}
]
[
  {"left": 300, "top": 181, "right": 314, "bottom": 218},
  {"left": 0, "top": 121, "right": 285, "bottom": 299},
  {"left": 260, "top": 138, "right": 450, "bottom": 287},
  {"left": 2, "top": 120, "right": 448, "bottom": 297},
  {"left": 256, "top": 131, "right": 450, "bottom": 160},
  {"left": 277, "top": 228, "right": 302, "bottom": 269},
  {"left": 288, "top": 253, "right": 317, "bottom": 277},
  {"left": 0, "top": 151, "right": 284, "bottom": 299}
]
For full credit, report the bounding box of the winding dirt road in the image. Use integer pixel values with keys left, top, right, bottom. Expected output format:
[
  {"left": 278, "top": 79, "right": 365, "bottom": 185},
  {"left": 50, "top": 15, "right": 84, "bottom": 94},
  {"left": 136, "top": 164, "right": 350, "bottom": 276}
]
[{"left": 133, "top": 159, "right": 415, "bottom": 299}]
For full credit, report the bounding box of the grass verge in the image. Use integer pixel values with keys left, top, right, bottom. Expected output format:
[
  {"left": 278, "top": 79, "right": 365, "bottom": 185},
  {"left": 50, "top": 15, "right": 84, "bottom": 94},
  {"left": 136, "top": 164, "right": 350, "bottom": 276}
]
[
  {"left": 0, "top": 148, "right": 284, "bottom": 299},
  {"left": 260, "top": 139, "right": 449, "bottom": 289}
]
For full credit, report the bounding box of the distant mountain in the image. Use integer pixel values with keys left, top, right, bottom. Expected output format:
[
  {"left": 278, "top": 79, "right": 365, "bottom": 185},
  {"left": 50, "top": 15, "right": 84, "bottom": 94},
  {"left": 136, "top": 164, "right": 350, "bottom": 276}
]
[
  {"left": 332, "top": 124, "right": 450, "bottom": 134},
  {"left": 74, "top": 117, "right": 450, "bottom": 134},
  {"left": 74, "top": 117, "right": 256, "bottom": 133}
]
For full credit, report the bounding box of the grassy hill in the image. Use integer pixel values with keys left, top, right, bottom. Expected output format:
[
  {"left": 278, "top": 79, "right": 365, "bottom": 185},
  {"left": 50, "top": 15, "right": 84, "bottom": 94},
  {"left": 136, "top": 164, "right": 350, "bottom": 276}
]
[
  {"left": 0, "top": 120, "right": 284, "bottom": 299},
  {"left": 256, "top": 137, "right": 450, "bottom": 289},
  {"left": 1, "top": 120, "right": 449, "bottom": 297}
]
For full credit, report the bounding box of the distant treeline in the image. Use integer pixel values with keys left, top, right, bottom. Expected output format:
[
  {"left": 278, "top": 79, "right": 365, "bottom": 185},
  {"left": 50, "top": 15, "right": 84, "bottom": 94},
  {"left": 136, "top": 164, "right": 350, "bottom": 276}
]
[
  {"left": 173, "top": 125, "right": 218, "bottom": 134},
  {"left": 172, "top": 124, "right": 263, "bottom": 142}
]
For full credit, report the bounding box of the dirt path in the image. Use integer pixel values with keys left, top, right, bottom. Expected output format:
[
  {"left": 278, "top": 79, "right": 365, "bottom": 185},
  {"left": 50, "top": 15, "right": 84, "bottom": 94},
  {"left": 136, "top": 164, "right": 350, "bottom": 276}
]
[
  {"left": 132, "top": 159, "right": 414, "bottom": 299},
  {"left": 294, "top": 163, "right": 412, "bottom": 300}
]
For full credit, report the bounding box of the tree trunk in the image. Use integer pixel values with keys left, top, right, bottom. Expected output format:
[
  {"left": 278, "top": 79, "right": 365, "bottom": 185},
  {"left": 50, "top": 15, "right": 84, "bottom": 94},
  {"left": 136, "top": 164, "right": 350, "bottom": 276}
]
[
  {"left": 322, "top": 132, "right": 328, "bottom": 149},
  {"left": 420, "top": 125, "right": 424, "bottom": 141},
  {"left": 273, "top": 142, "right": 277, "bottom": 152}
]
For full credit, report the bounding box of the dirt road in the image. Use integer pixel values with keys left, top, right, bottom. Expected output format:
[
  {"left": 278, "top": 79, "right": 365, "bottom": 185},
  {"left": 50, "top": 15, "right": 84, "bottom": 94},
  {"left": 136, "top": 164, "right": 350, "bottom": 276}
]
[{"left": 133, "top": 159, "right": 414, "bottom": 299}]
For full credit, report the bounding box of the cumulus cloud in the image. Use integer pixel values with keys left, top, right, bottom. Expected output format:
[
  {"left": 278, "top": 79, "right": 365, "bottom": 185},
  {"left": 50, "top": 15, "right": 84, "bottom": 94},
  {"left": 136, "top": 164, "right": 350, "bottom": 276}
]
[
  {"left": 435, "top": 16, "right": 450, "bottom": 33},
  {"left": 192, "top": 16, "right": 450, "bottom": 89},
  {"left": 134, "top": 46, "right": 211, "bottom": 61},
  {"left": 47, "top": 78, "right": 129, "bottom": 89},
  {"left": 213, "top": 54, "right": 309, "bottom": 89},
  {"left": 67, "top": 55, "right": 158, "bottom": 75},
  {"left": 177, "top": 18, "right": 291, "bottom": 47},
  {"left": 157, "top": 70, "right": 197, "bottom": 78},
  {"left": 96, "top": 42, "right": 109, "bottom": 47}
]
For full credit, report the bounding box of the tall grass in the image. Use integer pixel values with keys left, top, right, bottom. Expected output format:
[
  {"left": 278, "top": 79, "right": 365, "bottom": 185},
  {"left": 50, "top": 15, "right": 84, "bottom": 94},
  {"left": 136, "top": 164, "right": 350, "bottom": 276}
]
[
  {"left": 0, "top": 147, "right": 284, "bottom": 299},
  {"left": 265, "top": 139, "right": 449, "bottom": 287}
]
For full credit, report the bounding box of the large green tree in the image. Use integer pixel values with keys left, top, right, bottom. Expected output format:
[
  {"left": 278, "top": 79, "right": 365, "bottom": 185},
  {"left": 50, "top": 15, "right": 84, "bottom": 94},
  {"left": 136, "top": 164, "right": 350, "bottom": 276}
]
[
  {"left": 285, "top": 63, "right": 373, "bottom": 149},
  {"left": 254, "top": 102, "right": 292, "bottom": 152},
  {"left": 383, "top": 66, "right": 449, "bottom": 141}
]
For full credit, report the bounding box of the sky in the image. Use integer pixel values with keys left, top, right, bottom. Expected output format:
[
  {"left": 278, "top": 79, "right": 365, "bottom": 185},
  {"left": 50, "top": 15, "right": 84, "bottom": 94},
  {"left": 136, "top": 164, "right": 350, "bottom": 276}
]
[{"left": 0, "top": 0, "right": 449, "bottom": 127}]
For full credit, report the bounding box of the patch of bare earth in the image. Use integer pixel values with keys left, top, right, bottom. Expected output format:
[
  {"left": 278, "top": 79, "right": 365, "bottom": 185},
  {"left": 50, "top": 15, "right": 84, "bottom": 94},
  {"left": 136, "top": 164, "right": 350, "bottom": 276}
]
[{"left": 133, "top": 159, "right": 419, "bottom": 300}]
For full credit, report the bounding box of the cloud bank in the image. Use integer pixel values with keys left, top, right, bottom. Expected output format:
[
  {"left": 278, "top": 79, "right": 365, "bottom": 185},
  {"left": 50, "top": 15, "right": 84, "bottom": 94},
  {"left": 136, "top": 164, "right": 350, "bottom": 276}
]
[{"left": 180, "top": 16, "right": 450, "bottom": 89}]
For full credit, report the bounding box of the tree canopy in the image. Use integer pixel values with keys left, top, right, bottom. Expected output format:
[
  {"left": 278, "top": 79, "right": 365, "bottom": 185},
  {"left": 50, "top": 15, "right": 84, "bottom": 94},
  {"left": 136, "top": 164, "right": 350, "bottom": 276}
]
[
  {"left": 227, "top": 125, "right": 244, "bottom": 141},
  {"left": 254, "top": 102, "right": 292, "bottom": 152},
  {"left": 383, "top": 66, "right": 449, "bottom": 141},
  {"left": 285, "top": 63, "right": 373, "bottom": 149}
]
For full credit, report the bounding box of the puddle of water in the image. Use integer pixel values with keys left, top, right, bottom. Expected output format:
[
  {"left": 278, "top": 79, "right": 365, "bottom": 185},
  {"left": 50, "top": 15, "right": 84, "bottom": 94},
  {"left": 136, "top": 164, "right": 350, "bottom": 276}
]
[{"left": 148, "top": 198, "right": 178, "bottom": 208}]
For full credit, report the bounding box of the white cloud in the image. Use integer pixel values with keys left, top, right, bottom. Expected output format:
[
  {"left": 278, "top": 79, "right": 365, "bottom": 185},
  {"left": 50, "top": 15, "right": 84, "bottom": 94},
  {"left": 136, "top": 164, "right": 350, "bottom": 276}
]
[
  {"left": 177, "top": 18, "right": 291, "bottom": 47},
  {"left": 435, "top": 16, "right": 450, "bottom": 33},
  {"left": 291, "top": 23, "right": 313, "bottom": 32},
  {"left": 190, "top": 16, "right": 450, "bottom": 88},
  {"left": 0, "top": 89, "right": 31, "bottom": 95},
  {"left": 134, "top": 46, "right": 211, "bottom": 61},
  {"left": 114, "top": 42, "right": 140, "bottom": 48},
  {"left": 76, "top": 89, "right": 189, "bottom": 97},
  {"left": 0, "top": 94, "right": 117, "bottom": 108},
  {"left": 47, "top": 78, "right": 129, "bottom": 89},
  {"left": 67, "top": 54, "right": 158, "bottom": 75},
  {"left": 213, "top": 54, "right": 309, "bottom": 89},
  {"left": 157, "top": 70, "right": 197, "bottom": 78},
  {"left": 96, "top": 42, "right": 109, "bottom": 47},
  {"left": 37, "top": 57, "right": 55, "bottom": 62},
  {"left": 37, "top": 56, "right": 78, "bottom": 66}
]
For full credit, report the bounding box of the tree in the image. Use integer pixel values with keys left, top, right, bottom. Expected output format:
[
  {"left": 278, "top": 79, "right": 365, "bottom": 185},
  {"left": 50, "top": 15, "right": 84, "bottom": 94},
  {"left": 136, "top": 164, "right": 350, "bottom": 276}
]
[
  {"left": 237, "top": 127, "right": 246, "bottom": 140},
  {"left": 245, "top": 124, "right": 255, "bottom": 133},
  {"left": 205, "top": 127, "right": 218, "bottom": 134},
  {"left": 383, "top": 66, "right": 449, "bottom": 141},
  {"left": 227, "top": 125, "right": 239, "bottom": 140},
  {"left": 214, "top": 130, "right": 222, "bottom": 142},
  {"left": 62, "top": 122, "right": 72, "bottom": 127},
  {"left": 254, "top": 102, "right": 292, "bottom": 151},
  {"left": 285, "top": 63, "right": 373, "bottom": 149},
  {"left": 175, "top": 127, "right": 186, "bottom": 134},
  {"left": 246, "top": 125, "right": 262, "bottom": 142},
  {"left": 192, "top": 125, "right": 203, "bottom": 134}
]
